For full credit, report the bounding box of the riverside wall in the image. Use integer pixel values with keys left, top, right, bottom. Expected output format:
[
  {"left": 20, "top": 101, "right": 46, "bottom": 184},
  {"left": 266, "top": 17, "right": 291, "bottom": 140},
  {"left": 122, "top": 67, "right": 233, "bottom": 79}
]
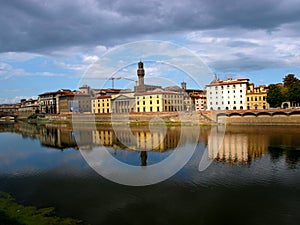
[
  {"left": 209, "top": 109, "right": 300, "bottom": 125},
  {"left": 31, "top": 109, "right": 300, "bottom": 125}
]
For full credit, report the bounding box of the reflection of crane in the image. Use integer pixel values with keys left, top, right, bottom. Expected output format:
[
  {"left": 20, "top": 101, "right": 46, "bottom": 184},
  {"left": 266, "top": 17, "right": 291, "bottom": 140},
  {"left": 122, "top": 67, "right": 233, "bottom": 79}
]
[{"left": 108, "top": 77, "right": 137, "bottom": 89}]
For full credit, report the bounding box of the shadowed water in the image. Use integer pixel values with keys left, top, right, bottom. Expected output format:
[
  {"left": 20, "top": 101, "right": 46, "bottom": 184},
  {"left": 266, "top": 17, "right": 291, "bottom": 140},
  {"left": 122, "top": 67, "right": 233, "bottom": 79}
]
[{"left": 0, "top": 122, "right": 300, "bottom": 225}]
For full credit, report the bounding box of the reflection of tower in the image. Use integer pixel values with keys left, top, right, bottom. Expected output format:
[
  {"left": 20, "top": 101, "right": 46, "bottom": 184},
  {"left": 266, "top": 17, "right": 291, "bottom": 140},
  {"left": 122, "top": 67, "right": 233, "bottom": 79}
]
[
  {"left": 137, "top": 61, "right": 145, "bottom": 86},
  {"left": 140, "top": 151, "right": 148, "bottom": 166}
]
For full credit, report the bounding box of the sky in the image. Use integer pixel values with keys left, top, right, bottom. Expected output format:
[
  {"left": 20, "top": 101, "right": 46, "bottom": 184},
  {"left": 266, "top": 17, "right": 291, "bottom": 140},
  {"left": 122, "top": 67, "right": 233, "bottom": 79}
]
[{"left": 0, "top": 0, "right": 300, "bottom": 103}]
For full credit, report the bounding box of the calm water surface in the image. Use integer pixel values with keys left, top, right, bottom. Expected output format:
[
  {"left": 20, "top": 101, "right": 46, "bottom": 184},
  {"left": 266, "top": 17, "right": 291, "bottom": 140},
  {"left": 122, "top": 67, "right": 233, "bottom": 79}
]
[{"left": 0, "top": 122, "right": 300, "bottom": 225}]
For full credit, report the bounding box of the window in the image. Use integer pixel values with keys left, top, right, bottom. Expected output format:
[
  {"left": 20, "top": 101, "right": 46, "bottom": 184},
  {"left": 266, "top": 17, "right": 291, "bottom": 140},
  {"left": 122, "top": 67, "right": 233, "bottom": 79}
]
[
  {"left": 240, "top": 101, "right": 243, "bottom": 104},
  {"left": 234, "top": 101, "right": 236, "bottom": 104},
  {"left": 228, "top": 101, "right": 230, "bottom": 104},
  {"left": 228, "top": 91, "right": 230, "bottom": 93},
  {"left": 143, "top": 101, "right": 145, "bottom": 105},
  {"left": 137, "top": 101, "right": 139, "bottom": 105},
  {"left": 150, "top": 107, "right": 152, "bottom": 112},
  {"left": 150, "top": 96, "right": 152, "bottom": 99},
  {"left": 150, "top": 100, "right": 152, "bottom": 104},
  {"left": 143, "top": 107, "right": 146, "bottom": 112},
  {"left": 157, "top": 100, "right": 159, "bottom": 104},
  {"left": 157, "top": 107, "right": 159, "bottom": 112}
]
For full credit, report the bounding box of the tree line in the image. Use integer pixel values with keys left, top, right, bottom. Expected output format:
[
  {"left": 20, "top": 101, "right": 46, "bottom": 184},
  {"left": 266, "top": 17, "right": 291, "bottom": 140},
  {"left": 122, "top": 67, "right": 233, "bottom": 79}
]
[{"left": 267, "top": 74, "right": 300, "bottom": 108}]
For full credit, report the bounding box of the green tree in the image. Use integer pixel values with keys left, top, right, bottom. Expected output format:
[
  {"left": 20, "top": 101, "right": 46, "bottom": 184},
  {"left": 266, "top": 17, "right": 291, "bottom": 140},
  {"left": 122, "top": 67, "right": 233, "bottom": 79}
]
[
  {"left": 283, "top": 74, "right": 299, "bottom": 87},
  {"left": 287, "top": 82, "right": 300, "bottom": 105},
  {"left": 267, "top": 84, "right": 286, "bottom": 108},
  {"left": 283, "top": 74, "right": 300, "bottom": 106}
]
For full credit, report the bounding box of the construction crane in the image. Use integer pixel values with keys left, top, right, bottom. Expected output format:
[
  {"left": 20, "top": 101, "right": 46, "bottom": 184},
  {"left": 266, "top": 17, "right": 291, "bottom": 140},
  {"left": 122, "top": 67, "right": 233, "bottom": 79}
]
[
  {"left": 108, "top": 77, "right": 121, "bottom": 89},
  {"left": 121, "top": 77, "right": 138, "bottom": 86},
  {"left": 108, "top": 77, "right": 137, "bottom": 89}
]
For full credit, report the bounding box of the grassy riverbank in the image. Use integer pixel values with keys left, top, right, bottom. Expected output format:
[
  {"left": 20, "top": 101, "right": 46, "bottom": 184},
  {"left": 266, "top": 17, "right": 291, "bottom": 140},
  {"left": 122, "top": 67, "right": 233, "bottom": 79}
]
[{"left": 0, "top": 192, "right": 82, "bottom": 225}]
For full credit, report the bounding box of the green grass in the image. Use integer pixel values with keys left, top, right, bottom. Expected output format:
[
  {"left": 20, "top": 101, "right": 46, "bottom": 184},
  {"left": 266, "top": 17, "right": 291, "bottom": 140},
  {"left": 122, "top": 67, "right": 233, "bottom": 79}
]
[{"left": 0, "top": 192, "right": 82, "bottom": 225}]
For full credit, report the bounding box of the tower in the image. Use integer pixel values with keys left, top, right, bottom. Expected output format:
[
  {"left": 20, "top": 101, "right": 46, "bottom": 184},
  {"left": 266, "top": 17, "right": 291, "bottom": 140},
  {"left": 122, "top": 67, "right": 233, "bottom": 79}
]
[
  {"left": 181, "top": 81, "right": 187, "bottom": 90},
  {"left": 137, "top": 61, "right": 145, "bottom": 86}
]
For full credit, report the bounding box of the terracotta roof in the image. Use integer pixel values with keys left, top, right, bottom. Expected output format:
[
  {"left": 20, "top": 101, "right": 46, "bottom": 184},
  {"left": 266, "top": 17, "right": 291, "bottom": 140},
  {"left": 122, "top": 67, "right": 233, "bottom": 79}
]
[{"left": 96, "top": 96, "right": 112, "bottom": 99}]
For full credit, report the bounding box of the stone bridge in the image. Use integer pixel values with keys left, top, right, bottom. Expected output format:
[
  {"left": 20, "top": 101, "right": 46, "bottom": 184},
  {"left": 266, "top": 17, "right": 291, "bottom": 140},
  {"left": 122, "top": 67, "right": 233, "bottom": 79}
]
[{"left": 205, "top": 109, "right": 300, "bottom": 124}]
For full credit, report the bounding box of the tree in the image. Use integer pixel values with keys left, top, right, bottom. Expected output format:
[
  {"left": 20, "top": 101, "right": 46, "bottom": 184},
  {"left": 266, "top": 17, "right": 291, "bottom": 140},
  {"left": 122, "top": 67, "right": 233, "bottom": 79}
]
[
  {"left": 267, "top": 84, "right": 286, "bottom": 108},
  {"left": 283, "top": 74, "right": 300, "bottom": 106},
  {"left": 283, "top": 74, "right": 299, "bottom": 87},
  {"left": 287, "top": 82, "right": 300, "bottom": 106}
]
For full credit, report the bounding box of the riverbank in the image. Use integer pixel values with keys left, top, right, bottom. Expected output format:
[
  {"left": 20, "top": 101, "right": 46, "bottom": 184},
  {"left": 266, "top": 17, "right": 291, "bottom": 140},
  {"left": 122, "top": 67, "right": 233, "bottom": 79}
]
[
  {"left": 16, "top": 109, "right": 300, "bottom": 125},
  {"left": 0, "top": 192, "right": 82, "bottom": 225}
]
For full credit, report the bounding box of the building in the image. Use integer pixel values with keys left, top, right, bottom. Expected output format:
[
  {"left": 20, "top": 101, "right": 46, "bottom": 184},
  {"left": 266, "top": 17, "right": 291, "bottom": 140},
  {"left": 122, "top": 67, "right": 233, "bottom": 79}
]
[
  {"left": 0, "top": 103, "right": 20, "bottom": 116},
  {"left": 112, "top": 93, "right": 135, "bottom": 113},
  {"left": 134, "top": 61, "right": 161, "bottom": 93},
  {"left": 59, "top": 93, "right": 91, "bottom": 113},
  {"left": 246, "top": 84, "right": 269, "bottom": 110},
  {"left": 135, "top": 89, "right": 184, "bottom": 112},
  {"left": 92, "top": 96, "right": 112, "bottom": 113},
  {"left": 195, "top": 93, "right": 207, "bottom": 111},
  {"left": 18, "top": 99, "right": 39, "bottom": 118},
  {"left": 39, "top": 89, "right": 72, "bottom": 114},
  {"left": 206, "top": 78, "right": 249, "bottom": 110}
]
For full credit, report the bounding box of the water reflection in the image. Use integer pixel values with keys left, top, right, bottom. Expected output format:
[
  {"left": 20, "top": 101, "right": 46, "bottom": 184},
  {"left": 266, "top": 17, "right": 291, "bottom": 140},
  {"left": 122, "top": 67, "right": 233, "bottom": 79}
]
[
  {"left": 1, "top": 122, "right": 300, "bottom": 167},
  {"left": 207, "top": 126, "right": 269, "bottom": 164}
]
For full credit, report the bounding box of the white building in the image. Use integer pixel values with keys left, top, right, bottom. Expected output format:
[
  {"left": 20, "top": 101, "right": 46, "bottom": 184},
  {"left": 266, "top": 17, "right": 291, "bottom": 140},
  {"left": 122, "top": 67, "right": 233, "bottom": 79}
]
[{"left": 206, "top": 78, "right": 249, "bottom": 110}]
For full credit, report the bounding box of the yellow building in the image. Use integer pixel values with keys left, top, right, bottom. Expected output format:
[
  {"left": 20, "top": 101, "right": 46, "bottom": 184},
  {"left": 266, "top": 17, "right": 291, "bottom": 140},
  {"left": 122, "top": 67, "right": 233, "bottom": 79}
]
[
  {"left": 246, "top": 84, "right": 269, "bottom": 110},
  {"left": 92, "top": 96, "right": 111, "bottom": 113},
  {"left": 135, "top": 90, "right": 184, "bottom": 113}
]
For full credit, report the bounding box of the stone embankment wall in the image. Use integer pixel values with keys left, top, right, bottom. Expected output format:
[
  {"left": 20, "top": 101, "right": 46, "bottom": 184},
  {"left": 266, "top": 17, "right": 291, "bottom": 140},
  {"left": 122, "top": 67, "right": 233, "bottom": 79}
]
[
  {"left": 52, "top": 112, "right": 213, "bottom": 124},
  {"left": 218, "top": 114, "right": 300, "bottom": 125}
]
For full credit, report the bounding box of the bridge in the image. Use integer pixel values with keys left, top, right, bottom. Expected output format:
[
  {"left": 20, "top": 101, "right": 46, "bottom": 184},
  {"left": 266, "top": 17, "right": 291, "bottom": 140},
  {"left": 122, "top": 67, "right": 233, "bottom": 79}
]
[
  {"left": 204, "top": 108, "right": 300, "bottom": 124},
  {"left": 215, "top": 108, "right": 300, "bottom": 117}
]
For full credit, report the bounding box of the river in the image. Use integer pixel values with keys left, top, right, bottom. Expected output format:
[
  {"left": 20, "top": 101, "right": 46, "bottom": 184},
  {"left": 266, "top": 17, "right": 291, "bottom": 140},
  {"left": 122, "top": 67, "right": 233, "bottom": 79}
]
[{"left": 0, "top": 122, "right": 300, "bottom": 225}]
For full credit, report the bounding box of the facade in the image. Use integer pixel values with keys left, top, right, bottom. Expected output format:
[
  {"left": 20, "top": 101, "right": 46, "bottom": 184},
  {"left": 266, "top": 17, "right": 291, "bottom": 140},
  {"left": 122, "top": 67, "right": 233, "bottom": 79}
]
[
  {"left": 206, "top": 78, "right": 249, "bottom": 110},
  {"left": 39, "top": 89, "right": 72, "bottom": 114},
  {"left": 195, "top": 94, "right": 207, "bottom": 111},
  {"left": 246, "top": 84, "right": 269, "bottom": 110},
  {"left": 0, "top": 103, "right": 20, "bottom": 116},
  {"left": 59, "top": 93, "right": 91, "bottom": 113},
  {"left": 92, "top": 96, "right": 112, "bottom": 114},
  {"left": 135, "top": 89, "right": 184, "bottom": 113},
  {"left": 112, "top": 93, "right": 135, "bottom": 113},
  {"left": 18, "top": 99, "right": 39, "bottom": 118}
]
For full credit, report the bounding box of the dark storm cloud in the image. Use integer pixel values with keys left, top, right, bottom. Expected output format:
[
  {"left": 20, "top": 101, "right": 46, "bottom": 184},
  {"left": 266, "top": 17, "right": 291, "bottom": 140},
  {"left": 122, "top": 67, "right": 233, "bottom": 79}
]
[{"left": 0, "top": 0, "right": 300, "bottom": 53}]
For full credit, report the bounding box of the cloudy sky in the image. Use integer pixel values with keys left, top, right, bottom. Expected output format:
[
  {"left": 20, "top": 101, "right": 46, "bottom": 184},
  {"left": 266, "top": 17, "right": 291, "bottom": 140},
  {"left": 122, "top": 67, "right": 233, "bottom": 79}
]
[{"left": 1, "top": 0, "right": 300, "bottom": 103}]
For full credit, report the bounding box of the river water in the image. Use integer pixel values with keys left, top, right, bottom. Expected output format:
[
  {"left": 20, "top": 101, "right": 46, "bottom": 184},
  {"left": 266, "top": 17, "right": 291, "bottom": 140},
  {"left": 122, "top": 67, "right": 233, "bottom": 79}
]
[{"left": 0, "top": 122, "right": 300, "bottom": 225}]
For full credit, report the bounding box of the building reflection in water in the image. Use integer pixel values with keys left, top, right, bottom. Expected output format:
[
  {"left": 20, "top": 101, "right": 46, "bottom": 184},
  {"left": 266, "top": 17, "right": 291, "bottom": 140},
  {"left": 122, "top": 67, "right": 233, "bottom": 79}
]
[
  {"left": 2, "top": 122, "right": 300, "bottom": 167},
  {"left": 207, "top": 126, "right": 269, "bottom": 164},
  {"left": 92, "top": 127, "right": 181, "bottom": 152}
]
